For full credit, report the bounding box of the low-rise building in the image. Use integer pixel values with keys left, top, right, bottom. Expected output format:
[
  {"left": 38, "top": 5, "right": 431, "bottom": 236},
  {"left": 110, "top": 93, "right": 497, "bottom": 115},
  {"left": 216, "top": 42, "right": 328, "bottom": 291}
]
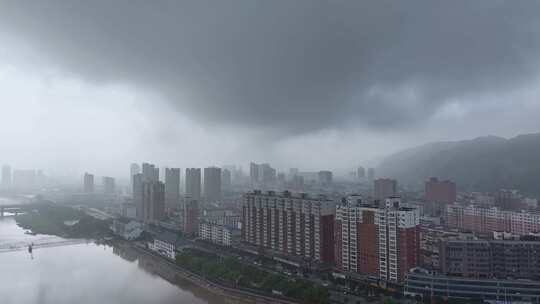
[
  {"left": 440, "top": 238, "right": 540, "bottom": 280},
  {"left": 111, "top": 219, "right": 143, "bottom": 240},
  {"left": 447, "top": 204, "right": 540, "bottom": 235},
  {"left": 202, "top": 209, "right": 242, "bottom": 229},
  {"left": 405, "top": 268, "right": 540, "bottom": 303},
  {"left": 199, "top": 221, "right": 232, "bottom": 246},
  {"left": 149, "top": 231, "right": 180, "bottom": 259},
  {"left": 418, "top": 227, "right": 474, "bottom": 272},
  {"left": 121, "top": 200, "right": 137, "bottom": 219}
]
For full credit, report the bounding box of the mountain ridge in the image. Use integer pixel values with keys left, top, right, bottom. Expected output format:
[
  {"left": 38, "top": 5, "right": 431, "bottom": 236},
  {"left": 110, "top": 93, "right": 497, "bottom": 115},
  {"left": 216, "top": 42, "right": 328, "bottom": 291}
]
[{"left": 377, "top": 132, "right": 540, "bottom": 196}]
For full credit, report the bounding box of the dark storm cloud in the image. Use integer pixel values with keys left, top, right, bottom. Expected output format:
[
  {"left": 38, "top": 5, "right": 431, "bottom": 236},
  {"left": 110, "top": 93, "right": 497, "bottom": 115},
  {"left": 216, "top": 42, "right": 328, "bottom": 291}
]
[{"left": 1, "top": 0, "right": 539, "bottom": 133}]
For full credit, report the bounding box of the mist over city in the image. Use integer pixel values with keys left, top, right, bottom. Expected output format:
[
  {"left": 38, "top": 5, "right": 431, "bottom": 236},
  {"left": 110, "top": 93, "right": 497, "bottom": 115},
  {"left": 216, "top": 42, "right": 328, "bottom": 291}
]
[
  {"left": 2, "top": 2, "right": 540, "bottom": 304},
  {"left": 1, "top": 1, "right": 540, "bottom": 177}
]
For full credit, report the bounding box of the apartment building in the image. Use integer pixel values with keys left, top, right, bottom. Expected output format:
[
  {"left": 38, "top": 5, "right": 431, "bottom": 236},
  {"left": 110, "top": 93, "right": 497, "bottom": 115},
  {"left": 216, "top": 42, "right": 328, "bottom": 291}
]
[
  {"left": 447, "top": 204, "right": 540, "bottom": 235},
  {"left": 378, "top": 197, "right": 421, "bottom": 283},
  {"left": 335, "top": 195, "right": 379, "bottom": 275},
  {"left": 199, "top": 221, "right": 232, "bottom": 246},
  {"left": 242, "top": 190, "right": 335, "bottom": 263},
  {"left": 440, "top": 238, "right": 540, "bottom": 280}
]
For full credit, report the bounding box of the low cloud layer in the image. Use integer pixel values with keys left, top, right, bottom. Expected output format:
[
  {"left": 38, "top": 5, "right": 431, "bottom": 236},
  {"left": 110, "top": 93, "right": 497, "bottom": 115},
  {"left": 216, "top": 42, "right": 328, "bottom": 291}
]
[{"left": 1, "top": 1, "right": 540, "bottom": 176}]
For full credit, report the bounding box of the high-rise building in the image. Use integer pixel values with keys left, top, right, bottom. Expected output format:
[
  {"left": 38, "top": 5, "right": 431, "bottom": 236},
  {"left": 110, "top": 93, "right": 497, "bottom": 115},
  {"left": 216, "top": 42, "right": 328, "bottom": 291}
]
[
  {"left": 291, "top": 174, "right": 304, "bottom": 191},
  {"left": 120, "top": 198, "right": 137, "bottom": 219},
  {"left": 357, "top": 166, "right": 366, "bottom": 180},
  {"left": 425, "top": 177, "right": 457, "bottom": 215},
  {"left": 377, "top": 197, "right": 420, "bottom": 283},
  {"left": 298, "top": 171, "right": 319, "bottom": 184},
  {"left": 249, "top": 162, "right": 260, "bottom": 185},
  {"left": 374, "top": 178, "right": 397, "bottom": 201},
  {"left": 233, "top": 166, "right": 245, "bottom": 185},
  {"left": 12, "top": 169, "right": 36, "bottom": 190},
  {"left": 1, "top": 165, "right": 11, "bottom": 189},
  {"left": 222, "top": 165, "right": 236, "bottom": 176},
  {"left": 102, "top": 176, "right": 115, "bottom": 194},
  {"left": 221, "top": 168, "right": 232, "bottom": 189},
  {"left": 336, "top": 196, "right": 420, "bottom": 282},
  {"left": 260, "top": 163, "right": 276, "bottom": 185},
  {"left": 183, "top": 199, "right": 199, "bottom": 237},
  {"left": 130, "top": 163, "right": 141, "bottom": 193},
  {"left": 142, "top": 163, "right": 152, "bottom": 180},
  {"left": 425, "top": 177, "right": 456, "bottom": 203},
  {"left": 204, "top": 167, "right": 222, "bottom": 202},
  {"left": 130, "top": 163, "right": 141, "bottom": 176},
  {"left": 277, "top": 172, "right": 286, "bottom": 187},
  {"left": 318, "top": 170, "right": 333, "bottom": 186},
  {"left": 83, "top": 172, "right": 94, "bottom": 193},
  {"left": 249, "top": 162, "right": 276, "bottom": 188},
  {"left": 242, "top": 190, "right": 336, "bottom": 263},
  {"left": 335, "top": 196, "right": 379, "bottom": 275},
  {"left": 495, "top": 189, "right": 522, "bottom": 210},
  {"left": 185, "top": 168, "right": 201, "bottom": 200},
  {"left": 142, "top": 181, "right": 165, "bottom": 223},
  {"left": 36, "top": 170, "right": 46, "bottom": 188},
  {"left": 133, "top": 173, "right": 144, "bottom": 220},
  {"left": 358, "top": 205, "right": 380, "bottom": 276},
  {"left": 165, "top": 168, "right": 181, "bottom": 209},
  {"left": 142, "top": 163, "right": 159, "bottom": 182},
  {"left": 289, "top": 168, "right": 299, "bottom": 178},
  {"left": 367, "top": 168, "right": 375, "bottom": 183}
]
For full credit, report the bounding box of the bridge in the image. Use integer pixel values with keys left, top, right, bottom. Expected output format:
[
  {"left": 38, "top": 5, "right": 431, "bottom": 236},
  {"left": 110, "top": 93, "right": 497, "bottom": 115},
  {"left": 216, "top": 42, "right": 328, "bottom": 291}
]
[{"left": 0, "top": 238, "right": 87, "bottom": 253}]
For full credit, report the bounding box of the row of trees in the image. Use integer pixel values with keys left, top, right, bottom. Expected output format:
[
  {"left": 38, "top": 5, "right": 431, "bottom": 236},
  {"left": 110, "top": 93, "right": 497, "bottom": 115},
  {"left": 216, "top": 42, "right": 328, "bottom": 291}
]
[
  {"left": 15, "top": 205, "right": 111, "bottom": 238},
  {"left": 175, "top": 249, "right": 329, "bottom": 304}
]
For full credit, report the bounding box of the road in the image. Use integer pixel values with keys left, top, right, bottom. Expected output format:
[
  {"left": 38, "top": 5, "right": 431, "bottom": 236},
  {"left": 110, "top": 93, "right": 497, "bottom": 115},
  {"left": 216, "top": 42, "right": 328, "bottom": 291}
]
[{"left": 189, "top": 240, "right": 380, "bottom": 304}]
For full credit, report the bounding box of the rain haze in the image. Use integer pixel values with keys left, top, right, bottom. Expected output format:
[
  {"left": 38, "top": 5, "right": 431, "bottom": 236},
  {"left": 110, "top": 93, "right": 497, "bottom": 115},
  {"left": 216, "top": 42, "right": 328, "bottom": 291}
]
[
  {"left": 3, "top": 2, "right": 540, "bottom": 304},
  {"left": 0, "top": 1, "right": 539, "bottom": 177}
]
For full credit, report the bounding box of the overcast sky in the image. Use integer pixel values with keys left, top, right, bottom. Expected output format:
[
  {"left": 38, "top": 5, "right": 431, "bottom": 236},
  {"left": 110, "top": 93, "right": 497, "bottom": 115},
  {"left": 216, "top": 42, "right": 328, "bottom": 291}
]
[{"left": 1, "top": 1, "right": 540, "bottom": 178}]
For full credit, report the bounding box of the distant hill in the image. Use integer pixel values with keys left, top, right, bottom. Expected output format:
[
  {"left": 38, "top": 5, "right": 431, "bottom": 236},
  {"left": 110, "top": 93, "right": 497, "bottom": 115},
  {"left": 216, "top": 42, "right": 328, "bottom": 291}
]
[{"left": 377, "top": 133, "right": 540, "bottom": 196}]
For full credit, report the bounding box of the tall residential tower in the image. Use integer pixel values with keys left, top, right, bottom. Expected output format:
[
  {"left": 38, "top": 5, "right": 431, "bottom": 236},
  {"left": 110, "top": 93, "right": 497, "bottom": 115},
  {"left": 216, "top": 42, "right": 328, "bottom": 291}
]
[
  {"left": 165, "top": 168, "right": 181, "bottom": 209},
  {"left": 185, "top": 168, "right": 201, "bottom": 200},
  {"left": 204, "top": 167, "right": 222, "bottom": 202}
]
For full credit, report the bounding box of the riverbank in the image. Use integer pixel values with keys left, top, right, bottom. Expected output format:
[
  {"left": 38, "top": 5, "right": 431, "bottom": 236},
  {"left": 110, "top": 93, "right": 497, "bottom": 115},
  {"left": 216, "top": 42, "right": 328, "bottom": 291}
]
[
  {"left": 12, "top": 206, "right": 323, "bottom": 303},
  {"left": 0, "top": 217, "right": 214, "bottom": 304},
  {"left": 175, "top": 247, "right": 328, "bottom": 304},
  {"left": 128, "top": 242, "right": 298, "bottom": 304},
  {"left": 15, "top": 204, "right": 112, "bottom": 239}
]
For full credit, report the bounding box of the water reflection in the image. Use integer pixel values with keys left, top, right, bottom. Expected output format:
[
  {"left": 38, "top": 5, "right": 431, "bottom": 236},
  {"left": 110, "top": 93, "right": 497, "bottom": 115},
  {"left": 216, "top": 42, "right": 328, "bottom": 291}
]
[
  {"left": 0, "top": 218, "right": 241, "bottom": 304},
  {"left": 112, "top": 244, "right": 231, "bottom": 304}
]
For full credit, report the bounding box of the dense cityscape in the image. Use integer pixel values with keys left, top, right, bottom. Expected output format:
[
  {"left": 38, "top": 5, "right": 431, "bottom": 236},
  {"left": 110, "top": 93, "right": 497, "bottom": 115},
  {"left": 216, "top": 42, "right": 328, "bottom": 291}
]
[
  {"left": 2, "top": 2, "right": 540, "bottom": 304},
  {"left": 2, "top": 161, "right": 540, "bottom": 303}
]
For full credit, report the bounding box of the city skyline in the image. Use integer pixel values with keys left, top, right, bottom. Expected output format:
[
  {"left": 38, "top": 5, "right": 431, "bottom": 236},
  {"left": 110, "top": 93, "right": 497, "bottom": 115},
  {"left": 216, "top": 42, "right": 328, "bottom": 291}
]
[{"left": 2, "top": 2, "right": 540, "bottom": 304}]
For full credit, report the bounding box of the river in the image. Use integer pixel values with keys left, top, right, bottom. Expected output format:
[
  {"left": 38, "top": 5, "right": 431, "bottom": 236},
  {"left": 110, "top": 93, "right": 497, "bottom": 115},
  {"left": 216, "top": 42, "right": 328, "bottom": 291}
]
[{"left": 0, "top": 217, "right": 237, "bottom": 304}]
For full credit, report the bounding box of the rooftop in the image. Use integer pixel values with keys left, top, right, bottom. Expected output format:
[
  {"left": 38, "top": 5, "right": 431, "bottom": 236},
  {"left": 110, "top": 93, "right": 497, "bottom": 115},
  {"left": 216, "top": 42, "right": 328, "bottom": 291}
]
[
  {"left": 155, "top": 231, "right": 180, "bottom": 245},
  {"left": 247, "top": 190, "right": 331, "bottom": 201}
]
